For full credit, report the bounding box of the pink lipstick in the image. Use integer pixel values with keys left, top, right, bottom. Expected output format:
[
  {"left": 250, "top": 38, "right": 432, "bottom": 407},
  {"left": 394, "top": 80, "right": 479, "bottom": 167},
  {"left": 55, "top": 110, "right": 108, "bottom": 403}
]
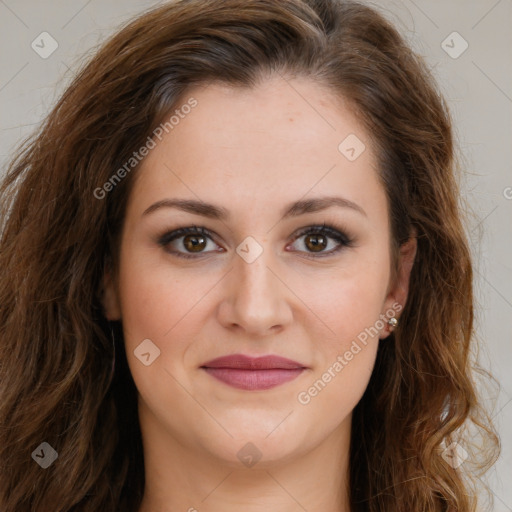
[{"left": 200, "top": 354, "right": 307, "bottom": 390}]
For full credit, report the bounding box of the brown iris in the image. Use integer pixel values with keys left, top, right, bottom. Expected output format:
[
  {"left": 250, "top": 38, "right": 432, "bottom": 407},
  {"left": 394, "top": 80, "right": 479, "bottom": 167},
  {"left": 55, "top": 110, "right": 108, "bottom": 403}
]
[
  {"left": 183, "top": 234, "right": 207, "bottom": 252},
  {"left": 304, "top": 233, "right": 328, "bottom": 252}
]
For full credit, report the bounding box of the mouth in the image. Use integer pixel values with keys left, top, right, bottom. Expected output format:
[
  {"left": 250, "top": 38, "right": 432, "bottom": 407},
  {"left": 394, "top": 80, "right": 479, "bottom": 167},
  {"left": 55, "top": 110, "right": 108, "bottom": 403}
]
[{"left": 200, "top": 354, "right": 308, "bottom": 391}]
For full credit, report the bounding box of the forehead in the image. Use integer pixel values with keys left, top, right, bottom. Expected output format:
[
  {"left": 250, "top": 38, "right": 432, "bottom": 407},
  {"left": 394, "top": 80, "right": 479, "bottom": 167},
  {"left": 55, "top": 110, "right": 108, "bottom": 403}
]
[{"left": 128, "top": 76, "right": 386, "bottom": 224}]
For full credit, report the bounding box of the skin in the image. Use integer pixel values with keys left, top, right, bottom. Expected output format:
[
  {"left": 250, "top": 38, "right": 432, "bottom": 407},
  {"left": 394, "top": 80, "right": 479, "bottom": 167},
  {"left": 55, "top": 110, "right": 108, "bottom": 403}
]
[{"left": 102, "top": 75, "right": 416, "bottom": 512}]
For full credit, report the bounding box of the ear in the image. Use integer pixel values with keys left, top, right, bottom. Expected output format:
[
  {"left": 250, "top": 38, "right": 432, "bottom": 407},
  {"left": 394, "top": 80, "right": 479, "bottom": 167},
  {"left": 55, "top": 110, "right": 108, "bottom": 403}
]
[
  {"left": 380, "top": 234, "right": 417, "bottom": 339},
  {"left": 100, "top": 269, "right": 122, "bottom": 321}
]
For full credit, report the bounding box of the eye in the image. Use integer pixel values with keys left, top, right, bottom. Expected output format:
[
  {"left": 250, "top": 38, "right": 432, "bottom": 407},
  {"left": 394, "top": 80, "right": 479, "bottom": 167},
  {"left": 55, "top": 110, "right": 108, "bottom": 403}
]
[
  {"left": 157, "top": 226, "right": 222, "bottom": 259},
  {"left": 157, "top": 222, "right": 354, "bottom": 260},
  {"left": 287, "top": 223, "right": 354, "bottom": 258}
]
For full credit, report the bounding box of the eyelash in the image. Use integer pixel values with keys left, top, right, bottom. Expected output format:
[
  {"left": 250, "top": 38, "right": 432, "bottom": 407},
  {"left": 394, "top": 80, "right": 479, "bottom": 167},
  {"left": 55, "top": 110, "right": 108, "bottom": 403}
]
[{"left": 157, "top": 223, "right": 354, "bottom": 260}]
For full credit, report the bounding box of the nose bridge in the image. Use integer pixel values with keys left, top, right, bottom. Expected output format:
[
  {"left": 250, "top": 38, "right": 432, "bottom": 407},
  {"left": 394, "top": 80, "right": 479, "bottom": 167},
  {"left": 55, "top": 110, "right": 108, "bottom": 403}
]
[
  {"left": 223, "top": 235, "right": 291, "bottom": 333},
  {"left": 235, "top": 238, "right": 278, "bottom": 305}
]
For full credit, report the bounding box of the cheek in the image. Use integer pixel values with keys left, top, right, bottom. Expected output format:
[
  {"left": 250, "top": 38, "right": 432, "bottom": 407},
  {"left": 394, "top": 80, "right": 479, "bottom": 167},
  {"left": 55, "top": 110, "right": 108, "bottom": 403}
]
[
  {"left": 295, "top": 277, "right": 383, "bottom": 428},
  {"left": 294, "top": 259, "right": 388, "bottom": 408},
  {"left": 116, "top": 247, "right": 187, "bottom": 375},
  {"left": 117, "top": 241, "right": 202, "bottom": 340},
  {"left": 116, "top": 254, "right": 200, "bottom": 416},
  {"left": 304, "top": 257, "right": 390, "bottom": 344},
  {"left": 118, "top": 268, "right": 168, "bottom": 344},
  {"left": 116, "top": 246, "right": 222, "bottom": 387}
]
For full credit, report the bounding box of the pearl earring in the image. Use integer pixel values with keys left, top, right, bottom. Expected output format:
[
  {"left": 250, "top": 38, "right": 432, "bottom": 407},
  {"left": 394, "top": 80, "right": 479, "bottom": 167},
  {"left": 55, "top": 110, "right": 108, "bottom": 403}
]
[{"left": 388, "top": 317, "right": 398, "bottom": 328}]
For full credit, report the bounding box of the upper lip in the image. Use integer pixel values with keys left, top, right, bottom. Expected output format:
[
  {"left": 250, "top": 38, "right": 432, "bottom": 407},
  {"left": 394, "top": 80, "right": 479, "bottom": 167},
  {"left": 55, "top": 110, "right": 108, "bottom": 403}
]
[{"left": 201, "top": 354, "right": 307, "bottom": 370}]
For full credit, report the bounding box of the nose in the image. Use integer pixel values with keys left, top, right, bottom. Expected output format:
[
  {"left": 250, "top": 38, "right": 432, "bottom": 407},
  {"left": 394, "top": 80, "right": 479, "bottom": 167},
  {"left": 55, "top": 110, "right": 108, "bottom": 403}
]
[{"left": 217, "top": 242, "right": 294, "bottom": 336}]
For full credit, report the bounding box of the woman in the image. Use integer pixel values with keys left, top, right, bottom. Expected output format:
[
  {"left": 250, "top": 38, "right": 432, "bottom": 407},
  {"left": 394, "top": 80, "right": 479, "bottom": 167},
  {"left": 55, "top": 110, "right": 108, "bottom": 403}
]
[{"left": 0, "top": 0, "right": 500, "bottom": 510}]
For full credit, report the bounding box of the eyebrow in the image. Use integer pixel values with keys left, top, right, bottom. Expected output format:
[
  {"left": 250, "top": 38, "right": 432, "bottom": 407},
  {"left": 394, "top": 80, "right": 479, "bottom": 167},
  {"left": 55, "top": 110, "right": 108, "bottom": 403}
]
[{"left": 142, "top": 195, "right": 367, "bottom": 219}]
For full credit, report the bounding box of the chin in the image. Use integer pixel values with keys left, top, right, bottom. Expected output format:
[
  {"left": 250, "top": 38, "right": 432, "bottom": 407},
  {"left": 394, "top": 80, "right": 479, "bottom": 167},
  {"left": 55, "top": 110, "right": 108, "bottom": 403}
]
[{"left": 192, "top": 417, "right": 315, "bottom": 469}]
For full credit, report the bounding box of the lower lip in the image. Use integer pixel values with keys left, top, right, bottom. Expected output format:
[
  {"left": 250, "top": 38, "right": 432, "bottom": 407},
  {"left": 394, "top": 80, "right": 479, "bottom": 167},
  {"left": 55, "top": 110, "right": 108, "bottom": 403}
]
[{"left": 202, "top": 367, "right": 305, "bottom": 390}]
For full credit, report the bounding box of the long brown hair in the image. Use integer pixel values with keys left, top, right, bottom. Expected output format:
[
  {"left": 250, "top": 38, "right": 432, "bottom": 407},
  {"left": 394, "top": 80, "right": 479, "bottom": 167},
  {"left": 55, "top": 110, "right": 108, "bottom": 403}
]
[{"left": 0, "top": 0, "right": 499, "bottom": 510}]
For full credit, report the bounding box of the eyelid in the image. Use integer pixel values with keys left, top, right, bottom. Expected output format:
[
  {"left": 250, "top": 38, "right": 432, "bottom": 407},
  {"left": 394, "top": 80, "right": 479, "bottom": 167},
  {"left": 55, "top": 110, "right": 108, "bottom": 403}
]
[
  {"left": 292, "top": 223, "right": 352, "bottom": 246},
  {"left": 285, "top": 223, "right": 354, "bottom": 259},
  {"left": 157, "top": 225, "right": 221, "bottom": 259},
  {"left": 157, "top": 222, "right": 354, "bottom": 259}
]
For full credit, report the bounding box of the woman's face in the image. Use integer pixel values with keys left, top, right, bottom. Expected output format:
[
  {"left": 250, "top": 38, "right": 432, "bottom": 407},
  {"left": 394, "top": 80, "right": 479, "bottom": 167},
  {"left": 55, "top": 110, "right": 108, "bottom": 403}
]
[{"left": 103, "top": 75, "right": 415, "bottom": 468}]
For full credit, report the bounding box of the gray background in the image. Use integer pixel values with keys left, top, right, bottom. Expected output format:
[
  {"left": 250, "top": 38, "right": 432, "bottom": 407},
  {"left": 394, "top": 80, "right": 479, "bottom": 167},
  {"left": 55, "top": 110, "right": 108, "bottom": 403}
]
[{"left": 0, "top": 0, "right": 510, "bottom": 509}]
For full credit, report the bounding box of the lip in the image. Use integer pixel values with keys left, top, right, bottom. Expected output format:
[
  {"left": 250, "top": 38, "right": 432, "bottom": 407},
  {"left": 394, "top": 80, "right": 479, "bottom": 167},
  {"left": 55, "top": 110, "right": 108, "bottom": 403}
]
[{"left": 200, "top": 354, "right": 307, "bottom": 391}]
